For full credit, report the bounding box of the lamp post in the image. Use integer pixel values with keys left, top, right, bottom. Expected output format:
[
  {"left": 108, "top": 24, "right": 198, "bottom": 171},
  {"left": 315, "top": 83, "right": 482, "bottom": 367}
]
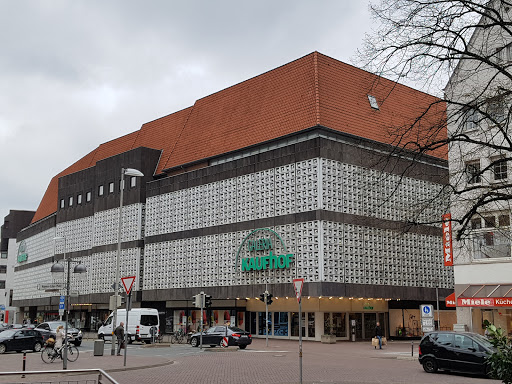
[
  {"left": 111, "top": 168, "right": 144, "bottom": 356},
  {"left": 434, "top": 278, "right": 440, "bottom": 330},
  {"left": 51, "top": 236, "right": 87, "bottom": 370}
]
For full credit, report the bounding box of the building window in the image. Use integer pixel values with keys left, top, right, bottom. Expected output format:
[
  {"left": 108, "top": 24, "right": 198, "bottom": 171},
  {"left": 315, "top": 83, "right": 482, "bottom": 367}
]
[
  {"left": 493, "top": 158, "right": 508, "bottom": 180},
  {"left": 463, "top": 107, "right": 480, "bottom": 131},
  {"left": 465, "top": 161, "right": 481, "bottom": 184},
  {"left": 60, "top": 199, "right": 65, "bottom": 209},
  {"left": 471, "top": 212, "right": 511, "bottom": 260},
  {"left": 86, "top": 191, "right": 92, "bottom": 202},
  {"left": 0, "top": 265, "right": 6, "bottom": 274},
  {"left": 471, "top": 218, "right": 482, "bottom": 229},
  {"left": 0, "top": 281, "right": 5, "bottom": 289},
  {"left": 495, "top": 44, "right": 512, "bottom": 63},
  {"left": 130, "top": 176, "right": 137, "bottom": 188},
  {"left": 487, "top": 96, "right": 506, "bottom": 124},
  {"left": 367, "top": 95, "right": 379, "bottom": 110},
  {"left": 77, "top": 194, "right": 82, "bottom": 205},
  {"left": 0, "top": 252, "right": 6, "bottom": 259},
  {"left": 499, "top": 214, "right": 510, "bottom": 227},
  {"left": 68, "top": 196, "right": 73, "bottom": 207},
  {"left": 109, "top": 182, "right": 114, "bottom": 193},
  {"left": 98, "top": 185, "right": 104, "bottom": 196}
]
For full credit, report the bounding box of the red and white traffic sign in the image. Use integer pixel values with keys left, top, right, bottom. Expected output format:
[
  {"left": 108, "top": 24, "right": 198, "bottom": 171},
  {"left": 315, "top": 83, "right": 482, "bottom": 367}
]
[
  {"left": 293, "top": 278, "right": 304, "bottom": 303},
  {"left": 121, "top": 276, "right": 136, "bottom": 295}
]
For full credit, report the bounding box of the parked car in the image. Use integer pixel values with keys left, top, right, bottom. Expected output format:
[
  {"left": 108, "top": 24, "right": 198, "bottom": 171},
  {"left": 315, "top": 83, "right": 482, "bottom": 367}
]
[
  {"left": 10, "top": 324, "right": 23, "bottom": 329},
  {"left": 0, "top": 329, "right": 44, "bottom": 353},
  {"left": 189, "top": 326, "right": 252, "bottom": 349},
  {"left": 0, "top": 323, "right": 9, "bottom": 331},
  {"left": 34, "top": 321, "right": 83, "bottom": 346},
  {"left": 419, "top": 331, "right": 494, "bottom": 376}
]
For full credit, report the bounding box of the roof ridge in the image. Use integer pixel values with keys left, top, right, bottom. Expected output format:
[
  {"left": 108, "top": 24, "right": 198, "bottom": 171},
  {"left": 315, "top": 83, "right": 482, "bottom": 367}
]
[{"left": 313, "top": 51, "right": 321, "bottom": 125}]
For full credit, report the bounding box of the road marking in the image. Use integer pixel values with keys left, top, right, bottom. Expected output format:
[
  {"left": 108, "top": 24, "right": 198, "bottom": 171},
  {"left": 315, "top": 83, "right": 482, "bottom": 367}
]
[{"left": 242, "top": 350, "right": 289, "bottom": 353}]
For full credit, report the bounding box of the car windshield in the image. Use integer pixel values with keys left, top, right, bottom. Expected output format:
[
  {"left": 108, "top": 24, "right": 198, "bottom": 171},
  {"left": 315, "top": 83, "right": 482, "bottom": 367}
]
[
  {"left": 48, "top": 322, "right": 74, "bottom": 330},
  {"left": 472, "top": 333, "right": 493, "bottom": 349},
  {"left": 0, "top": 330, "right": 16, "bottom": 338}
]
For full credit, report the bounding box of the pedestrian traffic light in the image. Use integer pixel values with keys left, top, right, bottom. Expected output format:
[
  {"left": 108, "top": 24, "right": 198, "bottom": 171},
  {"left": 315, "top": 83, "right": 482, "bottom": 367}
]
[
  {"left": 204, "top": 295, "right": 212, "bottom": 308},
  {"left": 266, "top": 293, "right": 273, "bottom": 305},
  {"left": 259, "top": 293, "right": 265, "bottom": 302}
]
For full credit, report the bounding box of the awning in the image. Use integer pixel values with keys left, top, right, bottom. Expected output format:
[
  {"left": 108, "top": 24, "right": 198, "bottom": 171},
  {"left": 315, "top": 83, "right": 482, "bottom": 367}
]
[{"left": 457, "top": 284, "right": 512, "bottom": 307}]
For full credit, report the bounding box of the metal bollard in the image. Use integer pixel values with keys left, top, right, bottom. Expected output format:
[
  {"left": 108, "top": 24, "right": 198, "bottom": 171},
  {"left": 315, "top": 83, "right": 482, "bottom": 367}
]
[{"left": 411, "top": 341, "right": 414, "bottom": 357}]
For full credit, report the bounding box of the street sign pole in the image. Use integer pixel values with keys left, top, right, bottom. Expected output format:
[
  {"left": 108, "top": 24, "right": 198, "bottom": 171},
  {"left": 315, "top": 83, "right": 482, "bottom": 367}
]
[
  {"left": 299, "top": 296, "right": 303, "bottom": 384},
  {"left": 199, "top": 291, "right": 204, "bottom": 349},
  {"left": 265, "top": 283, "right": 269, "bottom": 347},
  {"left": 123, "top": 292, "right": 131, "bottom": 367},
  {"left": 293, "top": 278, "right": 304, "bottom": 384}
]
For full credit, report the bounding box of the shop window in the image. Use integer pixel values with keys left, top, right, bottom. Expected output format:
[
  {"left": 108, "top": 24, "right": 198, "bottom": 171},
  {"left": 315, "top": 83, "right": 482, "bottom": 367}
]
[
  {"left": 0, "top": 280, "right": 5, "bottom": 289},
  {"left": 258, "top": 312, "right": 271, "bottom": 335},
  {"left": 86, "top": 191, "right": 92, "bottom": 202},
  {"left": 273, "top": 312, "right": 289, "bottom": 336},
  {"left": 307, "top": 313, "right": 315, "bottom": 338},
  {"left": 291, "top": 312, "right": 305, "bottom": 337},
  {"left": 465, "top": 161, "right": 481, "bottom": 184}
]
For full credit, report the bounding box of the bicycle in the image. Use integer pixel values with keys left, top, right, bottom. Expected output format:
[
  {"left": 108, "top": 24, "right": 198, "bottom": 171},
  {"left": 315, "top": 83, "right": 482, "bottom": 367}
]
[
  {"left": 171, "top": 328, "right": 186, "bottom": 344},
  {"left": 41, "top": 341, "right": 79, "bottom": 363}
]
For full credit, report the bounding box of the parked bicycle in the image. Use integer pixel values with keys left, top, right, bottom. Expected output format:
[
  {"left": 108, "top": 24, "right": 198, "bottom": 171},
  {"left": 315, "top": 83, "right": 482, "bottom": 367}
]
[
  {"left": 171, "top": 328, "right": 186, "bottom": 344},
  {"left": 41, "top": 339, "right": 79, "bottom": 363}
]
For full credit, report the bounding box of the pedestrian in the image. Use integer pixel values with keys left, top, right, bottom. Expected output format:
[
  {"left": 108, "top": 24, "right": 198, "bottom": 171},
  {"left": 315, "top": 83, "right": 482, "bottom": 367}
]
[
  {"left": 114, "top": 322, "right": 125, "bottom": 356},
  {"left": 55, "top": 325, "right": 65, "bottom": 351},
  {"left": 375, "top": 322, "right": 383, "bottom": 350}
]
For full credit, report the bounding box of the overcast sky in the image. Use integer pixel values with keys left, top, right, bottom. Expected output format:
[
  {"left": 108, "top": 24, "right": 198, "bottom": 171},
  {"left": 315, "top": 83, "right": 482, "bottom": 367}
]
[{"left": 0, "top": 1, "right": 374, "bottom": 222}]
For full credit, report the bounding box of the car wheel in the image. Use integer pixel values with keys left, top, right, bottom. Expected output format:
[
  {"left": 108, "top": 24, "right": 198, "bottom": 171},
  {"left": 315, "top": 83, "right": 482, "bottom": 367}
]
[
  {"left": 33, "top": 342, "right": 43, "bottom": 352},
  {"left": 190, "top": 337, "right": 199, "bottom": 347},
  {"left": 239, "top": 345, "right": 247, "bottom": 350},
  {"left": 422, "top": 357, "right": 438, "bottom": 373},
  {"left": 0, "top": 344, "right": 6, "bottom": 354},
  {"left": 98, "top": 333, "right": 104, "bottom": 340}
]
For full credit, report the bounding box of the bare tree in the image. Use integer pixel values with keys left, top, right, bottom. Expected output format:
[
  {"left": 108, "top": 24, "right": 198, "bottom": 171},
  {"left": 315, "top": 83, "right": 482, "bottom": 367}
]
[{"left": 359, "top": 0, "right": 512, "bottom": 242}]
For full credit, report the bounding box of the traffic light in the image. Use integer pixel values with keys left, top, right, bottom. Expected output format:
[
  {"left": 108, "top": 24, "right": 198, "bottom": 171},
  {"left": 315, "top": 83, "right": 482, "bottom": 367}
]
[
  {"left": 204, "top": 295, "right": 212, "bottom": 308},
  {"left": 192, "top": 294, "right": 202, "bottom": 308},
  {"left": 266, "top": 293, "right": 273, "bottom": 305},
  {"left": 259, "top": 293, "right": 265, "bottom": 302}
]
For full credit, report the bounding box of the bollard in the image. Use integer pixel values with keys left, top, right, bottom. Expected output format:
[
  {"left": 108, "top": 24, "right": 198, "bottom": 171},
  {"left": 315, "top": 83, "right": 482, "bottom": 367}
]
[
  {"left": 411, "top": 341, "right": 414, "bottom": 357},
  {"left": 21, "top": 351, "right": 27, "bottom": 378}
]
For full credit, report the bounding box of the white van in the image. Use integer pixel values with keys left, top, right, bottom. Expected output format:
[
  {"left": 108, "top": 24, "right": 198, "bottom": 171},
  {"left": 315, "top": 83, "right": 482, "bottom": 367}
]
[{"left": 98, "top": 308, "right": 159, "bottom": 343}]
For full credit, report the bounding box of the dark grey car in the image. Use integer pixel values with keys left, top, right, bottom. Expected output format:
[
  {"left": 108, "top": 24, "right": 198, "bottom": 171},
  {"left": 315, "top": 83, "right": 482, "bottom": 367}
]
[
  {"left": 35, "top": 321, "right": 83, "bottom": 346},
  {"left": 189, "top": 326, "right": 252, "bottom": 349},
  {"left": 419, "top": 331, "right": 494, "bottom": 376}
]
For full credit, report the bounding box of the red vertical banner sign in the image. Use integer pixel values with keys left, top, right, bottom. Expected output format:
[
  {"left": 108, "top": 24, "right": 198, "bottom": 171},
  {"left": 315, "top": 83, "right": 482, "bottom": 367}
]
[{"left": 442, "top": 214, "right": 453, "bottom": 266}]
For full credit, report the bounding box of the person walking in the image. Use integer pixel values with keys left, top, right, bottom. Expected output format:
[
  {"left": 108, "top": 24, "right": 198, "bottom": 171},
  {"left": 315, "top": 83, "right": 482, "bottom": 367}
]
[
  {"left": 375, "top": 322, "right": 383, "bottom": 350},
  {"left": 114, "top": 322, "right": 125, "bottom": 356}
]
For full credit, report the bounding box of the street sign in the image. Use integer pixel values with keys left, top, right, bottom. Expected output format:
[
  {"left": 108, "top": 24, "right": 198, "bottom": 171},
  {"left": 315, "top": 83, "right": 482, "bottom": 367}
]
[
  {"left": 420, "top": 304, "right": 434, "bottom": 333},
  {"left": 38, "top": 282, "right": 65, "bottom": 291},
  {"left": 59, "top": 295, "right": 65, "bottom": 316},
  {"left": 121, "top": 276, "right": 136, "bottom": 295},
  {"left": 293, "top": 278, "right": 304, "bottom": 303},
  {"left": 70, "top": 290, "right": 79, "bottom": 297},
  {"left": 420, "top": 304, "right": 434, "bottom": 317},
  {"left": 0, "top": 305, "right": 5, "bottom": 311}
]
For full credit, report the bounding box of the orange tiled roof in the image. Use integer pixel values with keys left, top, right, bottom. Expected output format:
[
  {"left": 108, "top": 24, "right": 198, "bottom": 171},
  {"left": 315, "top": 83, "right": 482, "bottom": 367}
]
[{"left": 31, "top": 52, "right": 446, "bottom": 224}]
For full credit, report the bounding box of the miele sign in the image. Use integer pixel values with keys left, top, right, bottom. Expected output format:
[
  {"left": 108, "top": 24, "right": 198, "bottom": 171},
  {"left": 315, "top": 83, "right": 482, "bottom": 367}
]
[{"left": 457, "top": 297, "right": 512, "bottom": 307}]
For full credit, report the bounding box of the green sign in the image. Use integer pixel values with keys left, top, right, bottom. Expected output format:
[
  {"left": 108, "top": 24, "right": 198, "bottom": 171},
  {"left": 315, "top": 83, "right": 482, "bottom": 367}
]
[
  {"left": 236, "top": 228, "right": 294, "bottom": 272},
  {"left": 17, "top": 241, "right": 28, "bottom": 263}
]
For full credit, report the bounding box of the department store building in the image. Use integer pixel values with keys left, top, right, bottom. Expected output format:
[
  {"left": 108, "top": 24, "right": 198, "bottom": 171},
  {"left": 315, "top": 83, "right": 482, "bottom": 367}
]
[{"left": 12, "top": 52, "right": 454, "bottom": 341}]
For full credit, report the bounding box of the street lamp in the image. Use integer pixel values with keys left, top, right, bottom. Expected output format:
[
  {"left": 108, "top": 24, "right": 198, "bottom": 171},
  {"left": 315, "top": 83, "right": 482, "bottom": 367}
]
[
  {"left": 51, "top": 236, "right": 86, "bottom": 370},
  {"left": 111, "top": 168, "right": 144, "bottom": 356},
  {"left": 434, "top": 278, "right": 440, "bottom": 331}
]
